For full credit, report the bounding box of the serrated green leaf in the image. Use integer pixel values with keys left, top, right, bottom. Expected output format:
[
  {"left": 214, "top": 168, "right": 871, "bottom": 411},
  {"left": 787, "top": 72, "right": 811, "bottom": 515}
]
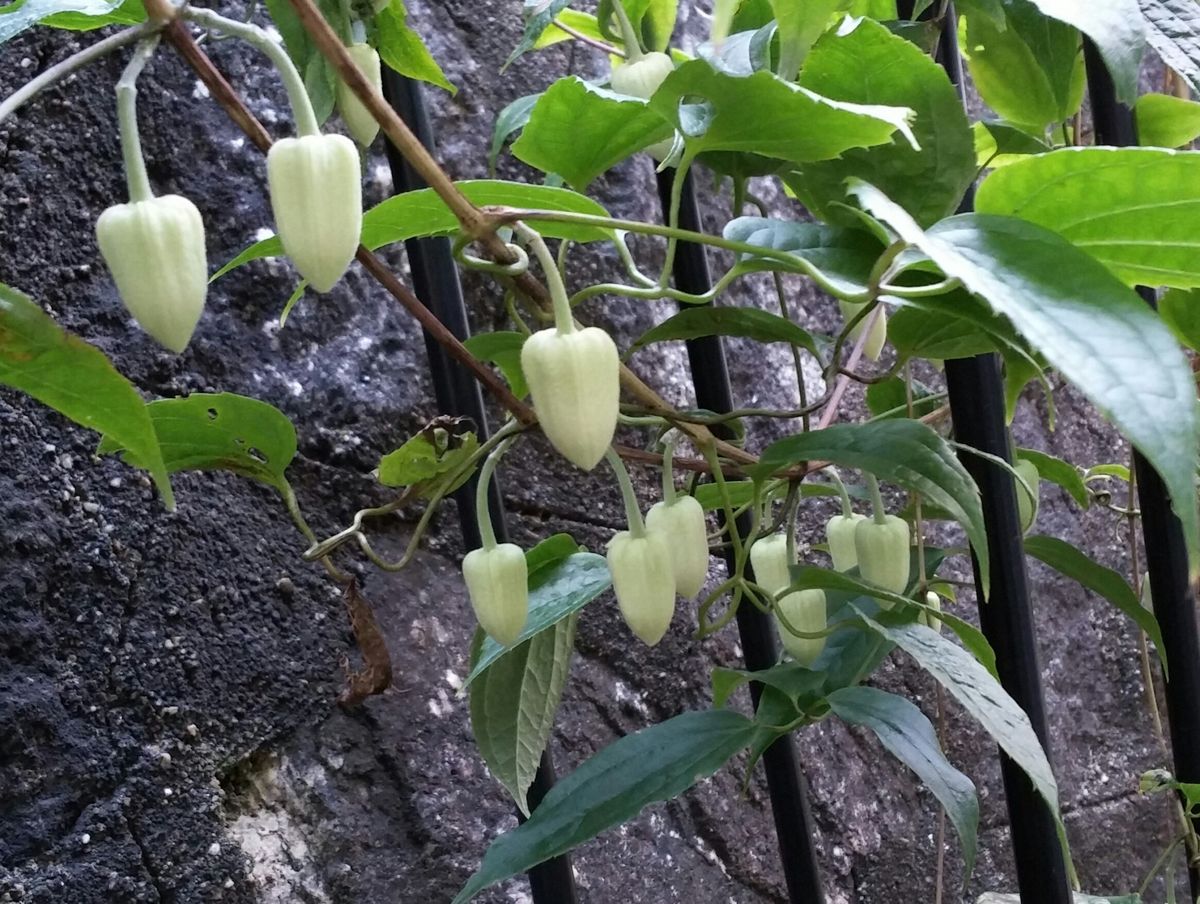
[
  {"left": 1024, "top": 534, "right": 1167, "bottom": 677},
  {"left": 628, "top": 306, "right": 821, "bottom": 357},
  {"left": 97, "top": 392, "right": 296, "bottom": 494},
  {"left": 511, "top": 77, "right": 673, "bottom": 190},
  {"left": 376, "top": 0, "right": 455, "bottom": 93},
  {"left": 489, "top": 93, "right": 541, "bottom": 173},
  {"left": 853, "top": 181, "right": 1200, "bottom": 576},
  {"left": 647, "top": 59, "right": 917, "bottom": 164},
  {"left": 463, "top": 331, "right": 528, "bottom": 398},
  {"left": 0, "top": 283, "right": 172, "bottom": 509},
  {"left": 1015, "top": 448, "right": 1089, "bottom": 508},
  {"left": 467, "top": 551, "right": 611, "bottom": 684},
  {"left": 722, "top": 217, "right": 884, "bottom": 297},
  {"left": 452, "top": 709, "right": 760, "bottom": 903},
  {"left": 975, "top": 147, "right": 1200, "bottom": 289},
  {"left": 1136, "top": 92, "right": 1200, "bottom": 148},
  {"left": 852, "top": 608, "right": 1070, "bottom": 871},
  {"left": 1140, "top": 0, "right": 1200, "bottom": 95},
  {"left": 788, "top": 18, "right": 975, "bottom": 227},
  {"left": 507, "top": 0, "right": 576, "bottom": 66},
  {"left": 215, "top": 181, "right": 613, "bottom": 281},
  {"left": 751, "top": 420, "right": 990, "bottom": 595},
  {"left": 470, "top": 613, "right": 576, "bottom": 815},
  {"left": 828, "top": 685, "right": 979, "bottom": 877}
]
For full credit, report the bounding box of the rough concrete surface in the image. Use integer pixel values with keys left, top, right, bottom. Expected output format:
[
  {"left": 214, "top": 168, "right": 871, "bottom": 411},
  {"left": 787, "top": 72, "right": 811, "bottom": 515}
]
[{"left": 0, "top": 2, "right": 1184, "bottom": 903}]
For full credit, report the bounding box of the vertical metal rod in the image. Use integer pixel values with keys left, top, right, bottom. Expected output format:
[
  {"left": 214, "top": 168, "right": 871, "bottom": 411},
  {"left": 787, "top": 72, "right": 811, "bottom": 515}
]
[
  {"left": 657, "top": 167, "right": 826, "bottom": 903},
  {"left": 902, "top": 4, "right": 1075, "bottom": 897},
  {"left": 381, "top": 70, "right": 579, "bottom": 904},
  {"left": 1083, "top": 43, "right": 1200, "bottom": 897}
]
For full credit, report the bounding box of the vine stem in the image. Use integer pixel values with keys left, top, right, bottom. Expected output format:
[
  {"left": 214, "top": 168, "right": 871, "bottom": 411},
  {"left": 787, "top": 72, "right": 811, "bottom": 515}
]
[
  {"left": 550, "top": 18, "right": 624, "bottom": 56},
  {"left": 865, "top": 473, "right": 887, "bottom": 525},
  {"left": 0, "top": 21, "right": 156, "bottom": 125},
  {"left": 516, "top": 223, "right": 574, "bottom": 333},
  {"left": 608, "top": 0, "right": 644, "bottom": 61},
  {"left": 116, "top": 36, "right": 160, "bottom": 203},
  {"left": 606, "top": 448, "right": 646, "bottom": 537},
  {"left": 660, "top": 434, "right": 677, "bottom": 503},
  {"left": 476, "top": 436, "right": 518, "bottom": 550},
  {"left": 183, "top": 7, "right": 319, "bottom": 136}
]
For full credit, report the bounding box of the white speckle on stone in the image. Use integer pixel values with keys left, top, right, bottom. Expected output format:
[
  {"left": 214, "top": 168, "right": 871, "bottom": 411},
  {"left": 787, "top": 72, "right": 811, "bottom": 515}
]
[
  {"left": 445, "top": 669, "right": 463, "bottom": 691},
  {"left": 20, "top": 56, "right": 33, "bottom": 69},
  {"left": 613, "top": 680, "right": 651, "bottom": 718},
  {"left": 80, "top": 833, "right": 90, "bottom": 844},
  {"left": 208, "top": 842, "right": 222, "bottom": 856},
  {"left": 356, "top": 336, "right": 372, "bottom": 352},
  {"left": 231, "top": 137, "right": 245, "bottom": 151},
  {"left": 83, "top": 502, "right": 100, "bottom": 514},
  {"left": 254, "top": 227, "right": 276, "bottom": 243},
  {"left": 163, "top": 787, "right": 174, "bottom": 797},
  {"left": 371, "top": 163, "right": 393, "bottom": 191},
  {"left": 428, "top": 696, "right": 443, "bottom": 717},
  {"left": 193, "top": 80, "right": 210, "bottom": 100}
]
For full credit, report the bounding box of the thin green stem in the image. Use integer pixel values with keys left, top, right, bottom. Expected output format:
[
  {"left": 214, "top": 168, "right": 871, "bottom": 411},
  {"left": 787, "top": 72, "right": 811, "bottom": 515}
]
[
  {"left": 880, "top": 277, "right": 962, "bottom": 298},
  {"left": 0, "top": 21, "right": 156, "bottom": 126},
  {"left": 866, "top": 473, "right": 887, "bottom": 525},
  {"left": 116, "top": 36, "right": 161, "bottom": 203},
  {"left": 609, "top": 0, "right": 645, "bottom": 61},
  {"left": 659, "top": 151, "right": 697, "bottom": 288},
  {"left": 661, "top": 434, "right": 677, "bottom": 503},
  {"left": 491, "top": 207, "right": 875, "bottom": 302},
  {"left": 516, "top": 223, "right": 574, "bottom": 332},
  {"left": 475, "top": 436, "right": 518, "bottom": 550},
  {"left": 611, "top": 231, "right": 658, "bottom": 287},
  {"left": 829, "top": 468, "right": 854, "bottom": 518},
  {"left": 606, "top": 448, "right": 646, "bottom": 537},
  {"left": 184, "top": 6, "right": 320, "bottom": 136},
  {"left": 573, "top": 264, "right": 742, "bottom": 309}
]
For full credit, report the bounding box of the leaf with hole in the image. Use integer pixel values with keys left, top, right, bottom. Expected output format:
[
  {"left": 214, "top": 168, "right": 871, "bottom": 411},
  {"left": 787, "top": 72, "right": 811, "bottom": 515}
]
[
  {"left": 451, "top": 709, "right": 760, "bottom": 903},
  {"left": 828, "top": 685, "right": 979, "bottom": 877},
  {"left": 97, "top": 392, "right": 296, "bottom": 495},
  {"left": 0, "top": 284, "right": 172, "bottom": 509}
]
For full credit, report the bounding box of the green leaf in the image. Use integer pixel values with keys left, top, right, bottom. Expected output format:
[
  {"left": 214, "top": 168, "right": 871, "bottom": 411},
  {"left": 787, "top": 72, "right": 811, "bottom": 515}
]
[
  {"left": 376, "top": 427, "right": 478, "bottom": 498},
  {"left": 769, "top": 0, "right": 840, "bottom": 78},
  {"left": 375, "top": 0, "right": 455, "bottom": 94},
  {"left": 507, "top": 0, "right": 575, "bottom": 66},
  {"left": 628, "top": 306, "right": 821, "bottom": 357},
  {"left": 463, "top": 331, "right": 529, "bottom": 398},
  {"left": 1140, "top": 0, "right": 1200, "bottom": 95},
  {"left": 0, "top": 0, "right": 133, "bottom": 41},
  {"left": 1015, "top": 448, "right": 1089, "bottom": 508},
  {"left": 1136, "top": 92, "right": 1200, "bottom": 148},
  {"left": 469, "top": 613, "right": 576, "bottom": 815},
  {"left": 1159, "top": 287, "right": 1200, "bottom": 351},
  {"left": 853, "top": 608, "right": 1070, "bottom": 867},
  {"left": 215, "top": 181, "right": 613, "bottom": 281},
  {"left": 0, "top": 283, "right": 172, "bottom": 509},
  {"left": 865, "top": 376, "right": 943, "bottom": 420},
  {"left": 511, "top": 78, "right": 673, "bottom": 190},
  {"left": 40, "top": 0, "right": 144, "bottom": 30},
  {"left": 751, "top": 419, "right": 990, "bottom": 595},
  {"left": 827, "top": 685, "right": 979, "bottom": 877},
  {"left": 959, "top": 0, "right": 1085, "bottom": 132},
  {"left": 467, "top": 551, "right": 611, "bottom": 685},
  {"left": 533, "top": 9, "right": 605, "bottom": 49},
  {"left": 1022, "top": 0, "right": 1144, "bottom": 105},
  {"left": 524, "top": 533, "right": 583, "bottom": 581},
  {"left": 975, "top": 147, "right": 1200, "bottom": 290},
  {"left": 888, "top": 302, "right": 1002, "bottom": 361},
  {"left": 96, "top": 392, "right": 296, "bottom": 494},
  {"left": 973, "top": 120, "right": 1054, "bottom": 168},
  {"left": 788, "top": 565, "right": 998, "bottom": 678},
  {"left": 452, "top": 709, "right": 760, "bottom": 903},
  {"left": 691, "top": 479, "right": 758, "bottom": 512},
  {"left": 853, "top": 182, "right": 1200, "bottom": 575},
  {"left": 722, "top": 217, "right": 884, "bottom": 297},
  {"left": 488, "top": 93, "right": 541, "bottom": 173},
  {"left": 1024, "top": 534, "right": 1167, "bottom": 677},
  {"left": 788, "top": 18, "right": 975, "bottom": 227},
  {"left": 648, "top": 59, "right": 917, "bottom": 164}
]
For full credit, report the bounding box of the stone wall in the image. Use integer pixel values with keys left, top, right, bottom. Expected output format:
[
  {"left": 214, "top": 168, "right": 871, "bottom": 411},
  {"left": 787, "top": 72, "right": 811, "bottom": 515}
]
[{"left": 0, "top": 3, "right": 1179, "bottom": 902}]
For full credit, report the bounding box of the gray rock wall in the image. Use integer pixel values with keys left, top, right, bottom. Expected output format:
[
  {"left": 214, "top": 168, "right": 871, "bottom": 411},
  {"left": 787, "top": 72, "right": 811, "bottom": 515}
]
[{"left": 0, "top": 3, "right": 1180, "bottom": 902}]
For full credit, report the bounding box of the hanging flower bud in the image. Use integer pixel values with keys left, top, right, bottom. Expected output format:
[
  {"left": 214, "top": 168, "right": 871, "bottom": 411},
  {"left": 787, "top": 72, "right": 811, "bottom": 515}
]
[
  {"left": 920, "top": 590, "right": 943, "bottom": 634},
  {"left": 856, "top": 473, "right": 911, "bottom": 605},
  {"left": 267, "top": 133, "right": 363, "bottom": 293},
  {"left": 607, "top": 528, "right": 676, "bottom": 645},
  {"left": 1015, "top": 458, "right": 1040, "bottom": 534},
  {"left": 776, "top": 588, "right": 827, "bottom": 666},
  {"left": 462, "top": 543, "right": 529, "bottom": 645},
  {"left": 520, "top": 326, "right": 620, "bottom": 471},
  {"left": 838, "top": 299, "right": 887, "bottom": 361},
  {"left": 749, "top": 533, "right": 792, "bottom": 596},
  {"left": 96, "top": 195, "right": 208, "bottom": 353},
  {"left": 645, "top": 495, "right": 710, "bottom": 599},
  {"left": 609, "top": 51, "right": 675, "bottom": 158},
  {"left": 336, "top": 43, "right": 383, "bottom": 147},
  {"left": 826, "top": 512, "right": 867, "bottom": 572}
]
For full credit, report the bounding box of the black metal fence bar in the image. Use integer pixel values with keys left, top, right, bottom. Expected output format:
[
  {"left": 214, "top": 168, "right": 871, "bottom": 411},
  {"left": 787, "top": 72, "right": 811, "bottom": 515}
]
[
  {"left": 921, "top": 7, "right": 1077, "bottom": 898},
  {"left": 381, "top": 71, "right": 579, "bottom": 904},
  {"left": 656, "top": 167, "right": 826, "bottom": 902},
  {"left": 1083, "top": 44, "right": 1200, "bottom": 897}
]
